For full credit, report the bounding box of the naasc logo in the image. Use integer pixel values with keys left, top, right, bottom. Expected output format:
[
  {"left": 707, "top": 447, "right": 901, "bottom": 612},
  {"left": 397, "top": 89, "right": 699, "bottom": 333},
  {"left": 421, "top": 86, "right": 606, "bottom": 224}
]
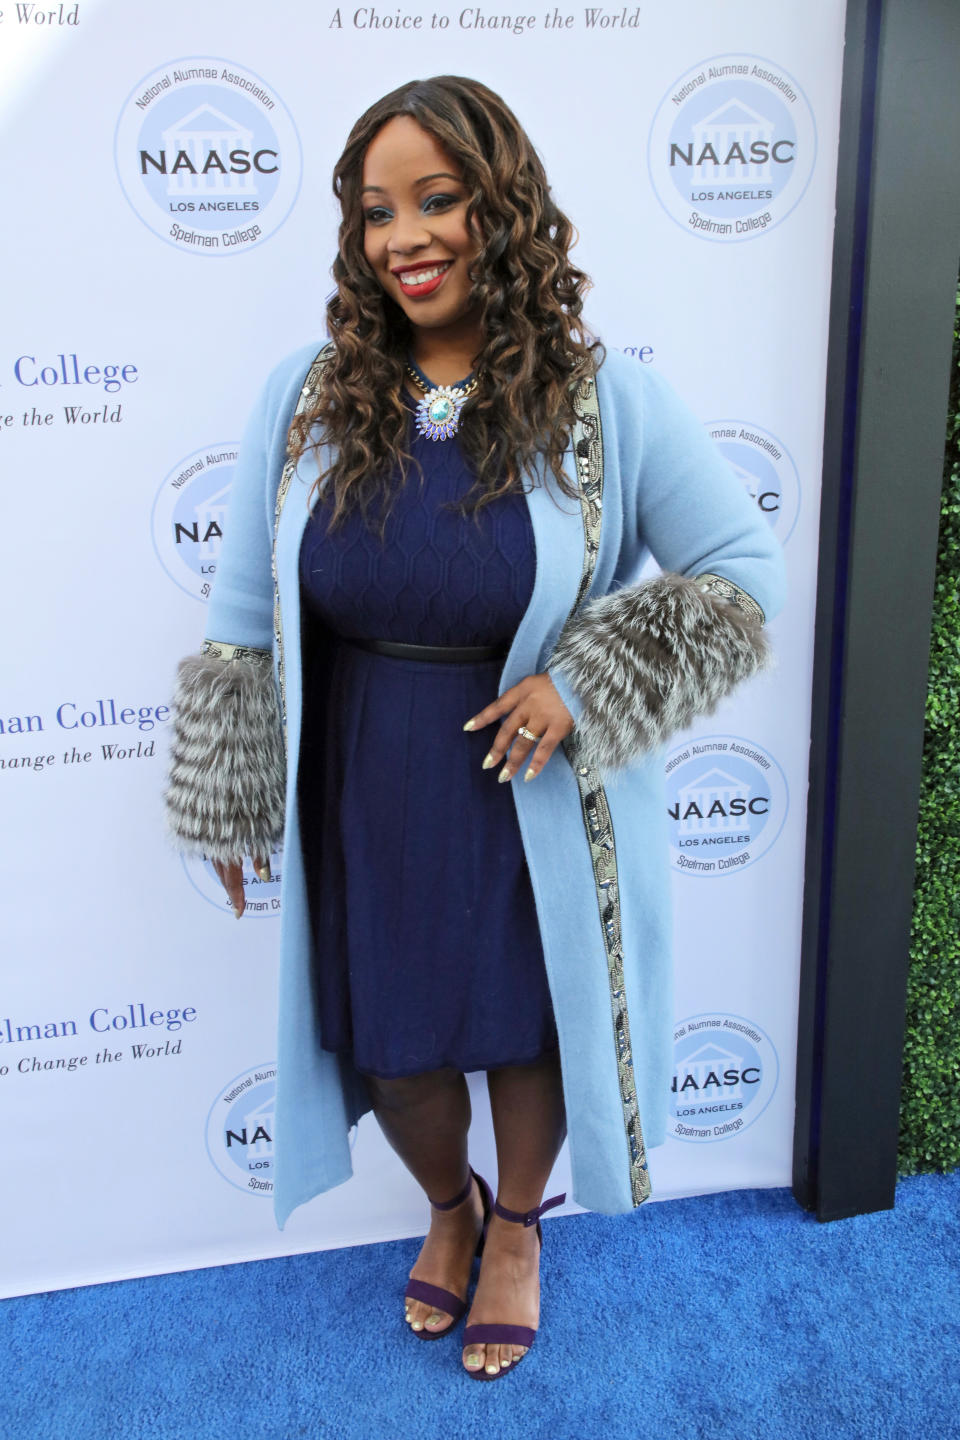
[
  {"left": 708, "top": 421, "right": 801, "bottom": 544},
  {"left": 115, "top": 59, "right": 302, "bottom": 254},
  {"left": 181, "top": 851, "right": 282, "bottom": 917},
  {"left": 665, "top": 736, "right": 788, "bottom": 875},
  {"left": 151, "top": 444, "right": 238, "bottom": 601},
  {"left": 648, "top": 55, "right": 816, "bottom": 242},
  {"left": 669, "top": 1014, "right": 778, "bottom": 1143},
  {"left": 206, "top": 1065, "right": 277, "bottom": 1195}
]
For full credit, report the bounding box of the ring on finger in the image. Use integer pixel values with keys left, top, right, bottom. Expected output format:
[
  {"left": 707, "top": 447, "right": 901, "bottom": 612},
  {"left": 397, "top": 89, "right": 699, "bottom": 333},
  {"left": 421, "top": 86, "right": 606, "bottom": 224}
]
[{"left": 517, "top": 725, "right": 542, "bottom": 742}]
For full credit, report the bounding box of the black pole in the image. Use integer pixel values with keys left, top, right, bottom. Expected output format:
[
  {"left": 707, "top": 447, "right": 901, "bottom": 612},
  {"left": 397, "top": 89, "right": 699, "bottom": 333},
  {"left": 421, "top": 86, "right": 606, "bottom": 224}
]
[{"left": 794, "top": 0, "right": 960, "bottom": 1221}]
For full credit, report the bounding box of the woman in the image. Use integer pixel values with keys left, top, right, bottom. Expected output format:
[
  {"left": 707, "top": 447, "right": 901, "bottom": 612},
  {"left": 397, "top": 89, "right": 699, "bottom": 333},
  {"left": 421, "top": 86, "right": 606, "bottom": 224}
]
[{"left": 165, "top": 75, "right": 785, "bottom": 1381}]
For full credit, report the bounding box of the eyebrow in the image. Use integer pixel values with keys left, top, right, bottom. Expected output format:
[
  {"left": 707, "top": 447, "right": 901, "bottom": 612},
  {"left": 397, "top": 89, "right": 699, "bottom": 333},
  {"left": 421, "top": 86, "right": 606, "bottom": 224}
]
[{"left": 360, "top": 172, "right": 461, "bottom": 194}]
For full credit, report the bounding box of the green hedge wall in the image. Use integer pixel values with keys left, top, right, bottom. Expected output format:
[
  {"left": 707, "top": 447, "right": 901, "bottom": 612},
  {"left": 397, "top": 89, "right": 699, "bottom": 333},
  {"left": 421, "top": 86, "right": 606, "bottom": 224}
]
[{"left": 899, "top": 281, "right": 960, "bottom": 1175}]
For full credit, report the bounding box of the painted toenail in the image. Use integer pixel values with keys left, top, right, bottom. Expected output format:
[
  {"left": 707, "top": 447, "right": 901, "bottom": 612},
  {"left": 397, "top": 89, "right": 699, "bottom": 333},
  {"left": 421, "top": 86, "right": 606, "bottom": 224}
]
[
  {"left": 502, "top": 1357, "right": 511, "bottom": 1365},
  {"left": 412, "top": 1322, "right": 423, "bottom": 1330},
  {"left": 486, "top": 1363, "right": 499, "bottom": 1373},
  {"left": 466, "top": 1355, "right": 481, "bottom": 1367}
]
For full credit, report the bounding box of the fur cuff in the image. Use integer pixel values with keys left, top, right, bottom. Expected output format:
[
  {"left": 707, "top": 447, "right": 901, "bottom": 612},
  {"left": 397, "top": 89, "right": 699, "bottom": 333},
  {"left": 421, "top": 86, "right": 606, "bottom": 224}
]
[
  {"left": 547, "top": 573, "right": 771, "bottom": 770},
  {"left": 164, "top": 648, "right": 286, "bottom": 862}
]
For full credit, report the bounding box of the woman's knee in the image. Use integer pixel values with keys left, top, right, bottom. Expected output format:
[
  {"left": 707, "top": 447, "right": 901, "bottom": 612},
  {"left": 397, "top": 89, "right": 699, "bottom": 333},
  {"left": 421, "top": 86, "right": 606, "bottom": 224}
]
[{"left": 366, "top": 1066, "right": 463, "bottom": 1111}]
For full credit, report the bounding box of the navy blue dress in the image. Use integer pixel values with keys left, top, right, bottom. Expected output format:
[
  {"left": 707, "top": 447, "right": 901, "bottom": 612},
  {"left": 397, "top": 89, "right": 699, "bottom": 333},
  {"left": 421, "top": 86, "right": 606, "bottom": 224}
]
[{"left": 297, "top": 394, "right": 560, "bottom": 1080}]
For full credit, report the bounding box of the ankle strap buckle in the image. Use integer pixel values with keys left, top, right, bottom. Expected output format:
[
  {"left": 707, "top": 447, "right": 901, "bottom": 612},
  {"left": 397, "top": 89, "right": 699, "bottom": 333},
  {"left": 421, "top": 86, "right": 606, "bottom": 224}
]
[{"left": 494, "top": 1191, "right": 566, "bottom": 1226}]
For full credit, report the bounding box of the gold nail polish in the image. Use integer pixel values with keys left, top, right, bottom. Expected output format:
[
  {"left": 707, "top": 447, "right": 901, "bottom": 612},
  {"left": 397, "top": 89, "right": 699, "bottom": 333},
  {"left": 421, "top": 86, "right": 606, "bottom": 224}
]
[
  {"left": 482, "top": 752, "right": 496, "bottom": 770},
  {"left": 257, "top": 865, "right": 271, "bottom": 882},
  {"left": 524, "top": 768, "right": 535, "bottom": 782},
  {"left": 498, "top": 768, "right": 511, "bottom": 783},
  {"left": 463, "top": 719, "right": 475, "bottom": 731}
]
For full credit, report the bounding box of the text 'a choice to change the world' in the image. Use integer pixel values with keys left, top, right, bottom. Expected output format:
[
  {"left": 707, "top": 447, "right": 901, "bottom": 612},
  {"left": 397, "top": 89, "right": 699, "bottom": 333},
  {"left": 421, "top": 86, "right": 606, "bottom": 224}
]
[{"left": 330, "top": 4, "right": 642, "bottom": 31}]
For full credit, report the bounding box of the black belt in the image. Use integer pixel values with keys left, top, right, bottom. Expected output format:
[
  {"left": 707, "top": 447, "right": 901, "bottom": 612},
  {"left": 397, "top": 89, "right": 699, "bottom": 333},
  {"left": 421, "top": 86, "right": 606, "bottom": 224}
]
[{"left": 341, "top": 636, "right": 508, "bottom": 663}]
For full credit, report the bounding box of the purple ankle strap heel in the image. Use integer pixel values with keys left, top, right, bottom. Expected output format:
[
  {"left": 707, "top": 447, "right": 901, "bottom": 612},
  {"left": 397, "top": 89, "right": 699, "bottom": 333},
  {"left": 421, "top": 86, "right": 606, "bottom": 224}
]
[
  {"left": 404, "top": 1166, "right": 494, "bottom": 1342},
  {"left": 462, "top": 1188, "right": 566, "bottom": 1381},
  {"left": 427, "top": 1171, "right": 475, "bottom": 1209},
  {"left": 489, "top": 1192, "right": 566, "bottom": 1227}
]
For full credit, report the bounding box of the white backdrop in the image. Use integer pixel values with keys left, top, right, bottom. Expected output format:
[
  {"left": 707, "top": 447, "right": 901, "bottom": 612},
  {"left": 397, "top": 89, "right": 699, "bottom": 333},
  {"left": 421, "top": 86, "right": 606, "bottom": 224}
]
[{"left": 0, "top": 0, "right": 847, "bottom": 1298}]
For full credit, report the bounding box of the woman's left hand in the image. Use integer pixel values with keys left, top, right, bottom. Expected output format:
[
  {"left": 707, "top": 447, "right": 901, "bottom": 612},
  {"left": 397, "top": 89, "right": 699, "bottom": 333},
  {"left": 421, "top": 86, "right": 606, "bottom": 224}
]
[{"left": 464, "top": 671, "right": 575, "bottom": 783}]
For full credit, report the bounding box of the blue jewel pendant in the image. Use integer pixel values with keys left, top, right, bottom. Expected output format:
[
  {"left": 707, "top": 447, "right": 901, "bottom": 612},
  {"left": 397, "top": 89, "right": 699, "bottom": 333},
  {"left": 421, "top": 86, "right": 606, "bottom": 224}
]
[{"left": 413, "top": 385, "right": 469, "bottom": 441}]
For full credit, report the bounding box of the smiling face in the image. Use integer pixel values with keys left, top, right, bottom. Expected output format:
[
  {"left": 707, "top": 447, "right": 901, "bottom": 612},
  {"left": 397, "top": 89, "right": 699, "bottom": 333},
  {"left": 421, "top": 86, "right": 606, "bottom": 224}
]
[{"left": 361, "top": 114, "right": 482, "bottom": 361}]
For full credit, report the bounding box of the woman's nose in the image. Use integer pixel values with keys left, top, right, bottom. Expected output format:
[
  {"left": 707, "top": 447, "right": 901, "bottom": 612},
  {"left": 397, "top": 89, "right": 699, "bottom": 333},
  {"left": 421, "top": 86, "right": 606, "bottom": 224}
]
[{"left": 387, "top": 211, "right": 432, "bottom": 254}]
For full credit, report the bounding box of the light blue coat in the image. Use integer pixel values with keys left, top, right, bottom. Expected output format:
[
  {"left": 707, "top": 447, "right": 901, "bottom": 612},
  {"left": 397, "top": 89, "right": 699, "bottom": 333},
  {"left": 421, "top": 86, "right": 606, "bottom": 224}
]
[{"left": 205, "top": 342, "right": 786, "bottom": 1229}]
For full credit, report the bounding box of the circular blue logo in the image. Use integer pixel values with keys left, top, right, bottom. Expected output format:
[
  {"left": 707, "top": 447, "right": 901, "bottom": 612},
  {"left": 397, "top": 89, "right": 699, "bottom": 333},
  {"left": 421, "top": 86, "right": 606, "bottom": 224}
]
[
  {"left": 648, "top": 55, "right": 816, "bottom": 242},
  {"left": 665, "top": 736, "right": 788, "bottom": 875},
  {"left": 181, "top": 851, "right": 282, "bottom": 918},
  {"left": 670, "top": 1013, "right": 779, "bottom": 1142},
  {"left": 151, "top": 443, "right": 238, "bottom": 601},
  {"left": 205, "top": 1064, "right": 277, "bottom": 1195},
  {"left": 708, "top": 421, "right": 801, "bottom": 544},
  {"left": 116, "top": 59, "right": 302, "bottom": 255}
]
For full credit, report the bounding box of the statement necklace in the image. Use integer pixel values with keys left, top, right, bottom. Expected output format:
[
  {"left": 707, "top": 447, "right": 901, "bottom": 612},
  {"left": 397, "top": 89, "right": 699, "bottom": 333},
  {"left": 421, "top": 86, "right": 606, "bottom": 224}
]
[{"left": 405, "top": 357, "right": 480, "bottom": 441}]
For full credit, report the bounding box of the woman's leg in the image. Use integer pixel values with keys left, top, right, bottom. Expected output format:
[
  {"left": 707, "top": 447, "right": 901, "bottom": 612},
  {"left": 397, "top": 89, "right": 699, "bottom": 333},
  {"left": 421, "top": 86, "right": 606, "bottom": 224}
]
[
  {"left": 367, "top": 1066, "right": 486, "bottom": 1335},
  {"left": 462, "top": 1049, "right": 567, "bottom": 1376}
]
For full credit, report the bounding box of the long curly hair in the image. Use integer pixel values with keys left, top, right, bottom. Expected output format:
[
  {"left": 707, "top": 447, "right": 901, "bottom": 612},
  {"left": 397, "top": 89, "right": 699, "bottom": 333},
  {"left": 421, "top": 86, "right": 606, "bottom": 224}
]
[{"left": 288, "top": 74, "right": 604, "bottom": 537}]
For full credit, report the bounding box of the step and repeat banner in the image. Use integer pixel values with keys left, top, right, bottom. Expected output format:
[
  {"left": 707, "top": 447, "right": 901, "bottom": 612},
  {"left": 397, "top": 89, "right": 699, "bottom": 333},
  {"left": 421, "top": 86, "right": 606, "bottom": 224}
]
[{"left": 0, "top": 0, "right": 847, "bottom": 1297}]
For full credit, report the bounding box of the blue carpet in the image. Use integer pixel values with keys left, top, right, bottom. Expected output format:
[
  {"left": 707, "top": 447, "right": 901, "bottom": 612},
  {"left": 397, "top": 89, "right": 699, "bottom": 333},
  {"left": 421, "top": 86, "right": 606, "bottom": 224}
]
[{"left": 3, "top": 1171, "right": 958, "bottom": 1440}]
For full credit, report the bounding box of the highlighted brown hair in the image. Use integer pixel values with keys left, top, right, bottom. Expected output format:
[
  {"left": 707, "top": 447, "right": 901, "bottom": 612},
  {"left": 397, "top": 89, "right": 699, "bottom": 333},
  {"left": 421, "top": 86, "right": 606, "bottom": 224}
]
[{"left": 289, "top": 74, "right": 604, "bottom": 535}]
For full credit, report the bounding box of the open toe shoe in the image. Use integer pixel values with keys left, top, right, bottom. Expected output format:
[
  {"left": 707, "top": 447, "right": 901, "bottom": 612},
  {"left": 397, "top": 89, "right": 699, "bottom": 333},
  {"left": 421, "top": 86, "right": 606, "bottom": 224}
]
[
  {"left": 462, "top": 1189, "right": 565, "bottom": 1379},
  {"left": 404, "top": 1166, "right": 493, "bottom": 1340}
]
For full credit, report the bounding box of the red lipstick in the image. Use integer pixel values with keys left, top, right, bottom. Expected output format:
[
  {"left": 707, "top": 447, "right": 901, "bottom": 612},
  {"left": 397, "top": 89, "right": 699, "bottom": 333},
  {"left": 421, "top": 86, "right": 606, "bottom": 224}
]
[{"left": 392, "top": 259, "right": 453, "bottom": 298}]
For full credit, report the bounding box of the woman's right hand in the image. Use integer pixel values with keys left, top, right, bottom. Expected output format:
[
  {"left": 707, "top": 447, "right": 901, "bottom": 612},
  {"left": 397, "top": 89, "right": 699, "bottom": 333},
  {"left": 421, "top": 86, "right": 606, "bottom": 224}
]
[{"left": 212, "top": 856, "right": 271, "bottom": 918}]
